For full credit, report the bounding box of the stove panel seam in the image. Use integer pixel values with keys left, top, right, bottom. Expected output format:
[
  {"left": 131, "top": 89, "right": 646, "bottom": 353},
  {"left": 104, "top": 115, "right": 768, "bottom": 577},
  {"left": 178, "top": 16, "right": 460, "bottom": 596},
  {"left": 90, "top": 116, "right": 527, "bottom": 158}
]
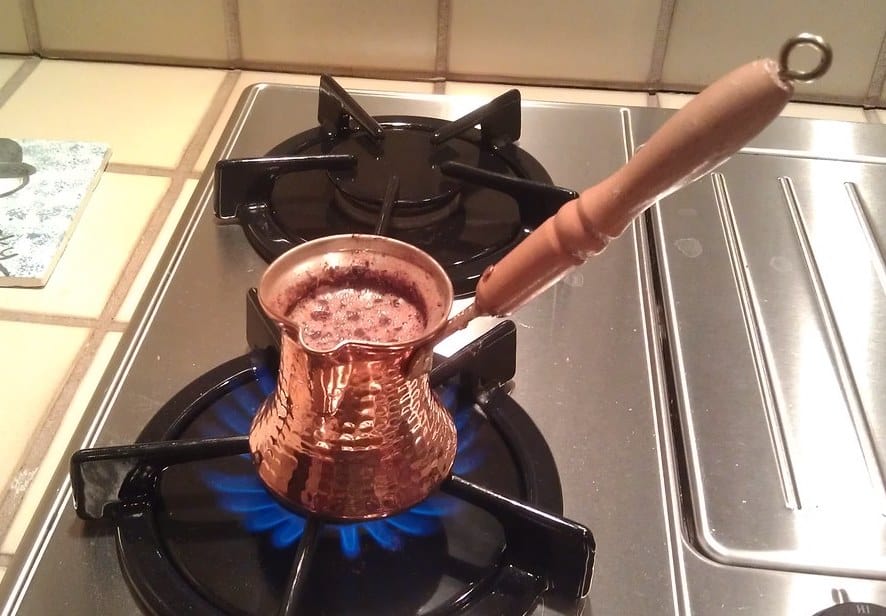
[
  {"left": 626, "top": 105, "right": 690, "bottom": 615},
  {"left": 635, "top": 215, "right": 693, "bottom": 616}
]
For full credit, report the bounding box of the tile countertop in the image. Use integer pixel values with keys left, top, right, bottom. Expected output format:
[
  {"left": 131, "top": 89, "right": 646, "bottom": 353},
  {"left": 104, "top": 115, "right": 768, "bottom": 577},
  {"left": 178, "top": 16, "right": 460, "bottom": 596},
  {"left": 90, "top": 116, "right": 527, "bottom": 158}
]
[{"left": 0, "top": 55, "right": 881, "bottom": 582}]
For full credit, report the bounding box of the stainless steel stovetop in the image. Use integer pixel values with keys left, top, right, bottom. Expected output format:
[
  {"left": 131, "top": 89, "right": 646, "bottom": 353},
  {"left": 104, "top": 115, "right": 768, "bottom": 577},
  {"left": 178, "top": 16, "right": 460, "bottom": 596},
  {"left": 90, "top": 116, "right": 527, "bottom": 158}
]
[{"left": 2, "top": 85, "right": 885, "bottom": 615}]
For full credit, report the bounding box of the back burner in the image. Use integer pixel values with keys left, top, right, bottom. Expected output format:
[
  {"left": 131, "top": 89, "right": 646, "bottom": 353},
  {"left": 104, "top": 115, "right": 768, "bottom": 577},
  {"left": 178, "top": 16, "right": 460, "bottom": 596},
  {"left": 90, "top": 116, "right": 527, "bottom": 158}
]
[
  {"left": 214, "top": 75, "right": 578, "bottom": 297},
  {"left": 68, "top": 290, "right": 595, "bottom": 615}
]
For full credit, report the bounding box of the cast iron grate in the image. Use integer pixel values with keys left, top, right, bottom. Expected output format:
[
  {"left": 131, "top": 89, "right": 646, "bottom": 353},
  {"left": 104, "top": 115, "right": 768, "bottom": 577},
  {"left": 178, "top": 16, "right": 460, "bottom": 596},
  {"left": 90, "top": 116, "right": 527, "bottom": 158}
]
[
  {"left": 69, "top": 292, "right": 594, "bottom": 615},
  {"left": 213, "top": 75, "right": 578, "bottom": 298}
]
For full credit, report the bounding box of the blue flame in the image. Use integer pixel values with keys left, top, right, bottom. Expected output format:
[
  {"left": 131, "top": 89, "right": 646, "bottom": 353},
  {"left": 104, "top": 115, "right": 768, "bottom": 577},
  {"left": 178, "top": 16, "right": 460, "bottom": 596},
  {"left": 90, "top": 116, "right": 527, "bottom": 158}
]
[{"left": 199, "top": 364, "right": 483, "bottom": 558}]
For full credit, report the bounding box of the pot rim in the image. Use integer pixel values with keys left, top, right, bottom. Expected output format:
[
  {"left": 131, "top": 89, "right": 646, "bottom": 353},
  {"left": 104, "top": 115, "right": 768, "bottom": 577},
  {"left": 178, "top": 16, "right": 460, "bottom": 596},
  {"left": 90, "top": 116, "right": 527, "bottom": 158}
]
[{"left": 257, "top": 233, "right": 454, "bottom": 355}]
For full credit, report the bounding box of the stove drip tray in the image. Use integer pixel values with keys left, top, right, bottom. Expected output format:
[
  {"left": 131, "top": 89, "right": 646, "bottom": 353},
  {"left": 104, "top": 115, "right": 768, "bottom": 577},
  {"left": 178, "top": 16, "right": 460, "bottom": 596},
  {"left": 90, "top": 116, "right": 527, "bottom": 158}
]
[{"left": 69, "top": 300, "right": 594, "bottom": 615}]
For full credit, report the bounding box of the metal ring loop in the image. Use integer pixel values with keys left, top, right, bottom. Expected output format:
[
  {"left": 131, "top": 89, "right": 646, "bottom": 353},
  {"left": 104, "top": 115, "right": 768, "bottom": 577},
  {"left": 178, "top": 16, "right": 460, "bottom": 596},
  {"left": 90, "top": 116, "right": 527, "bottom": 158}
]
[{"left": 778, "top": 33, "right": 832, "bottom": 83}]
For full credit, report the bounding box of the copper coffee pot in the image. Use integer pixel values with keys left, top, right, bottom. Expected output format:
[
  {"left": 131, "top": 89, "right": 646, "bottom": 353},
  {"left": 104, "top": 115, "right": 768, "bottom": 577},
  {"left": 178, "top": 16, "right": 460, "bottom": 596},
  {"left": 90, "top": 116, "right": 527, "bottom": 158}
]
[
  {"left": 250, "top": 34, "right": 831, "bottom": 521},
  {"left": 249, "top": 234, "right": 457, "bottom": 520}
]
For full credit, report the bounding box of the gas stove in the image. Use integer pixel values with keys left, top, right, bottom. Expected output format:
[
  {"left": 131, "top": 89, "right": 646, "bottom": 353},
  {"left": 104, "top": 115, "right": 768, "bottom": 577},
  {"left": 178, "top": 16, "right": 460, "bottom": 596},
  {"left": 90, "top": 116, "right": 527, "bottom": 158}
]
[{"left": 1, "top": 77, "right": 885, "bottom": 616}]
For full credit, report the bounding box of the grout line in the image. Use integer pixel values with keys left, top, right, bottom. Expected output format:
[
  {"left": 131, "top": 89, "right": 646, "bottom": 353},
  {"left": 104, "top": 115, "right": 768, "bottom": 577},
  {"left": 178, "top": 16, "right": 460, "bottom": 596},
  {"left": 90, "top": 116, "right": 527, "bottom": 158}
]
[
  {"left": 864, "top": 109, "right": 882, "bottom": 124},
  {"left": 19, "top": 0, "right": 41, "bottom": 54},
  {"left": 434, "top": 0, "right": 451, "bottom": 78},
  {"left": 85, "top": 75, "right": 241, "bottom": 329},
  {"left": 236, "top": 60, "right": 437, "bottom": 82},
  {"left": 0, "top": 329, "right": 104, "bottom": 539},
  {"left": 175, "top": 71, "right": 239, "bottom": 180},
  {"left": 6, "top": 48, "right": 874, "bottom": 108},
  {"left": 647, "top": 93, "right": 660, "bottom": 108},
  {"left": 646, "top": 0, "right": 677, "bottom": 89},
  {"left": 105, "top": 163, "right": 176, "bottom": 177},
  {"left": 864, "top": 28, "right": 886, "bottom": 108},
  {"left": 25, "top": 49, "right": 439, "bottom": 82},
  {"left": 178, "top": 71, "right": 240, "bottom": 170},
  {"left": 0, "top": 69, "right": 240, "bottom": 548},
  {"left": 0, "top": 56, "right": 39, "bottom": 107},
  {"left": 36, "top": 49, "right": 237, "bottom": 70},
  {"left": 432, "top": 0, "right": 451, "bottom": 94},
  {"left": 659, "top": 81, "right": 868, "bottom": 107},
  {"left": 0, "top": 311, "right": 100, "bottom": 329},
  {"left": 445, "top": 72, "right": 654, "bottom": 92},
  {"left": 222, "top": 0, "right": 242, "bottom": 65}
]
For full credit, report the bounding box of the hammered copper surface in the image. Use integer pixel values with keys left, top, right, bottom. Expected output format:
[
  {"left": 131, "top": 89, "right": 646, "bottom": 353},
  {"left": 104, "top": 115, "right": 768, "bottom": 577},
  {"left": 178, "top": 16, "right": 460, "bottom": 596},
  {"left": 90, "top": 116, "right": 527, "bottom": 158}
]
[
  {"left": 250, "top": 335, "right": 456, "bottom": 520},
  {"left": 249, "top": 235, "right": 457, "bottom": 520}
]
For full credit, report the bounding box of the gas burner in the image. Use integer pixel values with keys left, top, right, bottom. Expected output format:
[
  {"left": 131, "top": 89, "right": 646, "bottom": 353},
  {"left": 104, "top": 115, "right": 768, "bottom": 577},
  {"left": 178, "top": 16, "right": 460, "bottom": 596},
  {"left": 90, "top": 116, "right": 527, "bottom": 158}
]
[
  {"left": 327, "top": 126, "right": 468, "bottom": 210},
  {"left": 68, "top": 291, "right": 594, "bottom": 615},
  {"left": 214, "top": 74, "right": 577, "bottom": 298},
  {"left": 327, "top": 124, "right": 470, "bottom": 231}
]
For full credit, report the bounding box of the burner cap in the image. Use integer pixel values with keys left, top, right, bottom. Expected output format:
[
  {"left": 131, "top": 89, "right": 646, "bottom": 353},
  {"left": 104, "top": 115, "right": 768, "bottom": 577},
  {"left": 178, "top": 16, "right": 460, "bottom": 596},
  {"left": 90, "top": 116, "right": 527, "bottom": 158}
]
[{"left": 327, "top": 127, "right": 464, "bottom": 211}]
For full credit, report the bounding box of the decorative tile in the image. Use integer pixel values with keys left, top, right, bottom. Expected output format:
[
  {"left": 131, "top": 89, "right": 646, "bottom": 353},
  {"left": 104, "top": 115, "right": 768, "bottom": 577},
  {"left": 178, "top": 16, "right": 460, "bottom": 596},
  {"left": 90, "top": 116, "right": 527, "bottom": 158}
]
[
  {"left": 0, "top": 58, "right": 24, "bottom": 87},
  {"left": 1, "top": 331, "right": 121, "bottom": 554},
  {"left": 240, "top": 1, "right": 437, "bottom": 72},
  {"left": 0, "top": 173, "right": 169, "bottom": 317},
  {"left": 448, "top": 0, "right": 659, "bottom": 84},
  {"left": 0, "top": 321, "right": 88, "bottom": 495},
  {"left": 0, "top": 0, "right": 29, "bottom": 53},
  {"left": 0, "top": 140, "right": 110, "bottom": 288},
  {"left": 661, "top": 0, "right": 886, "bottom": 101},
  {"left": 195, "top": 72, "right": 435, "bottom": 171},
  {"left": 116, "top": 179, "right": 198, "bottom": 322},
  {"left": 446, "top": 82, "right": 648, "bottom": 107},
  {"left": 0, "top": 60, "right": 225, "bottom": 168},
  {"left": 34, "top": 0, "right": 228, "bottom": 61}
]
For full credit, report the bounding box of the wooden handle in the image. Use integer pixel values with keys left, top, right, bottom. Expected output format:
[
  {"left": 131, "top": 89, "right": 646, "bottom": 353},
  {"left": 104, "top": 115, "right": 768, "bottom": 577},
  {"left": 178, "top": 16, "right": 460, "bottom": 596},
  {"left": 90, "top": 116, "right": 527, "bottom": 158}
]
[{"left": 475, "top": 58, "right": 795, "bottom": 316}]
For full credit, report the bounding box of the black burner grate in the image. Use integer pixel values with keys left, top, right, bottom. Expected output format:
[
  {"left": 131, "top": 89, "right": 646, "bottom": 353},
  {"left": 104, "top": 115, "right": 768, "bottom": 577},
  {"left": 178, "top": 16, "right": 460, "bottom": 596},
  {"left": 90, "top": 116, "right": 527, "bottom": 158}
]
[
  {"left": 214, "top": 75, "right": 577, "bottom": 298},
  {"left": 69, "top": 292, "right": 594, "bottom": 615}
]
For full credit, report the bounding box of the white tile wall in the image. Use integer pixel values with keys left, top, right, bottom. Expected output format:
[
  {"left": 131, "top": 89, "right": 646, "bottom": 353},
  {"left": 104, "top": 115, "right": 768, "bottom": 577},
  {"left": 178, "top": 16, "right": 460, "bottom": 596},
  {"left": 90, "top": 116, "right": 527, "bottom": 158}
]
[
  {"left": 0, "top": 0, "right": 29, "bottom": 53},
  {"left": 1, "top": 0, "right": 883, "bottom": 107},
  {"left": 662, "top": 0, "right": 886, "bottom": 101},
  {"left": 239, "top": 1, "right": 438, "bottom": 72},
  {"left": 448, "top": 0, "right": 660, "bottom": 84},
  {"left": 34, "top": 0, "right": 229, "bottom": 61}
]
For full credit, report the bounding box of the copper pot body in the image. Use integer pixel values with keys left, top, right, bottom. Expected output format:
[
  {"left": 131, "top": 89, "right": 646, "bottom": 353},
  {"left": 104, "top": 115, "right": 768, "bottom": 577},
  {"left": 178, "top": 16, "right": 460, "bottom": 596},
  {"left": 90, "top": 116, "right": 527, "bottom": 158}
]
[{"left": 249, "top": 234, "right": 457, "bottom": 520}]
